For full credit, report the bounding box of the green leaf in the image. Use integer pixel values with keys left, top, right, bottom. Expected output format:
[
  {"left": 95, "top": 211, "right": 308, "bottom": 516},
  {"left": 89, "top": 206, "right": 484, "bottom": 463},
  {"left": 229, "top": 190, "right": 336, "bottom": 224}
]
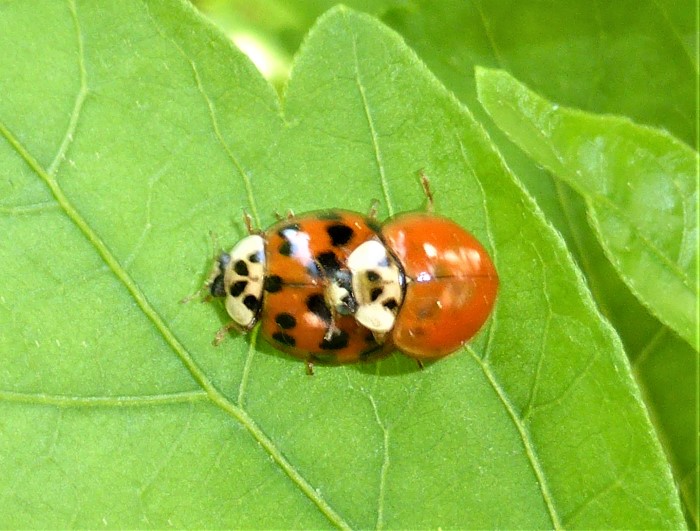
[
  {"left": 633, "top": 330, "right": 699, "bottom": 525},
  {"left": 0, "top": 1, "right": 685, "bottom": 528},
  {"left": 475, "top": 67, "right": 698, "bottom": 350},
  {"left": 199, "top": 2, "right": 699, "bottom": 524}
]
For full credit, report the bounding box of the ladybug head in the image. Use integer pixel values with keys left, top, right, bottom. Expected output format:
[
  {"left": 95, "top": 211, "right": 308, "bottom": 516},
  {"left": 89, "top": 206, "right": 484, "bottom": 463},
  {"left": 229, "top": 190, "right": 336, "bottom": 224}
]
[{"left": 207, "top": 252, "right": 231, "bottom": 298}]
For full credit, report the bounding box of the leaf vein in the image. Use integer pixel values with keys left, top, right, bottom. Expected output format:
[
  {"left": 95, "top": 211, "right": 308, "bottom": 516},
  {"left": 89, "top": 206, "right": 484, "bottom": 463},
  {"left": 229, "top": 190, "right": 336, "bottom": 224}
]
[
  {"left": 347, "top": 12, "right": 394, "bottom": 217},
  {"left": 0, "top": 389, "right": 208, "bottom": 407},
  {"left": 368, "top": 394, "right": 390, "bottom": 531},
  {"left": 468, "top": 348, "right": 563, "bottom": 530},
  {"left": 140, "top": 1, "right": 261, "bottom": 227},
  {"left": 0, "top": 119, "right": 351, "bottom": 531},
  {"left": 48, "top": 0, "right": 88, "bottom": 177}
]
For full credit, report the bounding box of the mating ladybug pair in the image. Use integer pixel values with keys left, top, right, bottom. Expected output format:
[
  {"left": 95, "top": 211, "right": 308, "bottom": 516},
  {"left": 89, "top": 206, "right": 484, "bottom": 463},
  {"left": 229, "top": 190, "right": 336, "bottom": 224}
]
[{"left": 202, "top": 178, "right": 498, "bottom": 374}]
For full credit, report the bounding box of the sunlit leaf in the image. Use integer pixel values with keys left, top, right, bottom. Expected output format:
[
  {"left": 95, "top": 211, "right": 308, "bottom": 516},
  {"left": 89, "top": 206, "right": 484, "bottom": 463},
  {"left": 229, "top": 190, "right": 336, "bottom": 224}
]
[{"left": 0, "top": 1, "right": 685, "bottom": 527}]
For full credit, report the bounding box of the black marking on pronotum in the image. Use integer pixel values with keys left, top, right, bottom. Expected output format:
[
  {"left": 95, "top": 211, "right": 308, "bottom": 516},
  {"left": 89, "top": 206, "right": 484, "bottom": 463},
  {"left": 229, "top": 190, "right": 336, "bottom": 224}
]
[
  {"left": 264, "top": 275, "right": 283, "bottom": 293},
  {"left": 248, "top": 251, "right": 262, "bottom": 263},
  {"left": 320, "top": 329, "right": 349, "bottom": 350},
  {"left": 327, "top": 224, "right": 354, "bottom": 247},
  {"left": 306, "top": 293, "right": 332, "bottom": 324},
  {"left": 383, "top": 298, "right": 399, "bottom": 311},
  {"left": 272, "top": 332, "right": 296, "bottom": 347},
  {"left": 370, "top": 287, "right": 383, "bottom": 302},
  {"left": 275, "top": 313, "right": 297, "bottom": 330},
  {"left": 243, "top": 295, "right": 260, "bottom": 312},
  {"left": 234, "top": 260, "right": 249, "bottom": 276},
  {"left": 230, "top": 280, "right": 248, "bottom": 297},
  {"left": 366, "top": 270, "right": 381, "bottom": 282}
]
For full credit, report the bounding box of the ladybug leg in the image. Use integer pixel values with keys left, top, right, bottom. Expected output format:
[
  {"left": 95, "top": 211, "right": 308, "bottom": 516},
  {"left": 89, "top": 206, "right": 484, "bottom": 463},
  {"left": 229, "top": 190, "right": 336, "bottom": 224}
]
[
  {"left": 179, "top": 288, "right": 212, "bottom": 305},
  {"left": 212, "top": 321, "right": 245, "bottom": 346},
  {"left": 367, "top": 198, "right": 380, "bottom": 219},
  {"left": 416, "top": 359, "right": 425, "bottom": 370},
  {"left": 305, "top": 358, "right": 315, "bottom": 376},
  {"left": 418, "top": 170, "right": 434, "bottom": 212},
  {"left": 273, "top": 209, "right": 295, "bottom": 222}
]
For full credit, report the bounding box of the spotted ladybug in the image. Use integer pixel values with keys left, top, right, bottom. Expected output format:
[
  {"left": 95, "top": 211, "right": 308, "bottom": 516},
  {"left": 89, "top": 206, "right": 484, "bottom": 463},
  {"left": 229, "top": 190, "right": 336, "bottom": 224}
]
[
  {"left": 206, "top": 210, "right": 391, "bottom": 372},
  {"left": 202, "top": 177, "right": 498, "bottom": 373}
]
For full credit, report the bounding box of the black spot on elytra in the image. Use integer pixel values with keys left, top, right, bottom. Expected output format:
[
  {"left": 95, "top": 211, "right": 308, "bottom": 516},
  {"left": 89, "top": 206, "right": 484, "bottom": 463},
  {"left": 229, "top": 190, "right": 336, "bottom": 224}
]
[
  {"left": 327, "top": 224, "right": 354, "bottom": 246},
  {"left": 248, "top": 251, "right": 262, "bottom": 263},
  {"left": 230, "top": 280, "right": 248, "bottom": 297},
  {"left": 320, "top": 329, "right": 349, "bottom": 350},
  {"left": 316, "top": 251, "right": 342, "bottom": 275},
  {"left": 272, "top": 332, "right": 296, "bottom": 347},
  {"left": 366, "top": 270, "right": 381, "bottom": 282},
  {"left": 383, "top": 298, "right": 399, "bottom": 311},
  {"left": 370, "top": 287, "right": 384, "bottom": 302},
  {"left": 278, "top": 240, "right": 293, "bottom": 256},
  {"left": 306, "top": 294, "right": 332, "bottom": 324},
  {"left": 243, "top": 295, "right": 260, "bottom": 312},
  {"left": 234, "top": 260, "right": 249, "bottom": 276},
  {"left": 264, "top": 275, "right": 283, "bottom": 293},
  {"left": 275, "top": 313, "right": 297, "bottom": 330},
  {"left": 316, "top": 210, "right": 343, "bottom": 221},
  {"left": 209, "top": 273, "right": 226, "bottom": 297}
]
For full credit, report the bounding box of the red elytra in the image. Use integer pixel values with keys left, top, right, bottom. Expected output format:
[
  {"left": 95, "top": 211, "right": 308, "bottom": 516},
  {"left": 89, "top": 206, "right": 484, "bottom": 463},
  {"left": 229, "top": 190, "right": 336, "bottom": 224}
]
[{"left": 381, "top": 213, "right": 498, "bottom": 359}]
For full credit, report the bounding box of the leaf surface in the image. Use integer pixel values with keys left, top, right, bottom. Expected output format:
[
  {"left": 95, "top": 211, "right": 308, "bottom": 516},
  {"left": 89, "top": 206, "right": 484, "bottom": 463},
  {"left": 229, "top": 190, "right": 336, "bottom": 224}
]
[
  {"left": 0, "top": 1, "right": 686, "bottom": 528},
  {"left": 192, "top": 11, "right": 699, "bottom": 517}
]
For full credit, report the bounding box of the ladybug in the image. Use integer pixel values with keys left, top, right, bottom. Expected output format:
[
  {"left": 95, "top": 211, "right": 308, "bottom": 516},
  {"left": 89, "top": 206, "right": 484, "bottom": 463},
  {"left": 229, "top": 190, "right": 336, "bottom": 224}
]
[
  {"left": 205, "top": 210, "right": 392, "bottom": 373},
  {"left": 202, "top": 176, "right": 498, "bottom": 373},
  {"left": 345, "top": 212, "right": 498, "bottom": 360}
]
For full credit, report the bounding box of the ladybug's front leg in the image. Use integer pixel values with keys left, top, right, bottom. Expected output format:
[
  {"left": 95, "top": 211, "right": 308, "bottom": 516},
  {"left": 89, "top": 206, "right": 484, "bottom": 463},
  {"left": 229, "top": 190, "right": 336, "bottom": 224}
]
[{"left": 212, "top": 320, "right": 249, "bottom": 346}]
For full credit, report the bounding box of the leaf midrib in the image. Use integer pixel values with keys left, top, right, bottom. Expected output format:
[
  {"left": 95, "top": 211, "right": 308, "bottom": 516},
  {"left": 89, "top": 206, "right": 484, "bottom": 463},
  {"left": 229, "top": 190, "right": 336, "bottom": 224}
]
[{"left": 0, "top": 95, "right": 351, "bottom": 531}]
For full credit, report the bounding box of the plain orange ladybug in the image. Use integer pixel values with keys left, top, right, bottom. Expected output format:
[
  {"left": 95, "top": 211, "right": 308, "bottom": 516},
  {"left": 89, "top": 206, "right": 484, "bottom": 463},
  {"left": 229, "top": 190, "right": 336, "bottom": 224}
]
[{"left": 200, "top": 176, "right": 498, "bottom": 373}]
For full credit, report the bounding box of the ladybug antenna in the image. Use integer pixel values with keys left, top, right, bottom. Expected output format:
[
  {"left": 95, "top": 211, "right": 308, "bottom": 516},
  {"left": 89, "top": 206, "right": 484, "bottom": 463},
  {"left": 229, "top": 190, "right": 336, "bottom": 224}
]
[{"left": 419, "top": 170, "right": 434, "bottom": 212}]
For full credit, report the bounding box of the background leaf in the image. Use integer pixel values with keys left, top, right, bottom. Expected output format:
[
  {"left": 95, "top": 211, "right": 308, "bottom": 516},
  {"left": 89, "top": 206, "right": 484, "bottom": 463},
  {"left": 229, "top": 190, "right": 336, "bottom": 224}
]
[
  {"left": 0, "top": 1, "right": 688, "bottom": 529},
  {"left": 475, "top": 67, "right": 698, "bottom": 349}
]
